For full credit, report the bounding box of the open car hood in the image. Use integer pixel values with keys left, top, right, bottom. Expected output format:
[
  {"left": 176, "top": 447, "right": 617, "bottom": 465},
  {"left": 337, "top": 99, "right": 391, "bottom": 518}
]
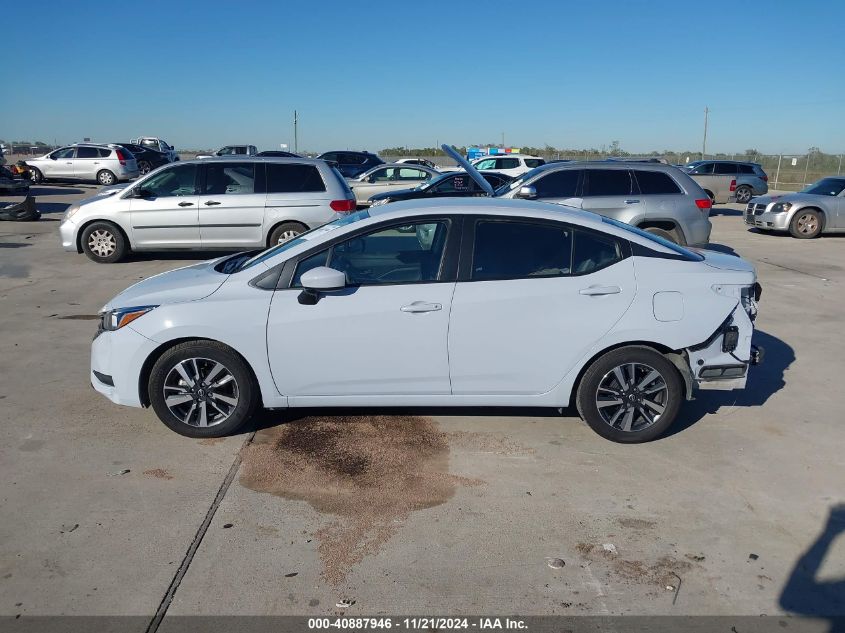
[{"left": 441, "top": 144, "right": 494, "bottom": 196}]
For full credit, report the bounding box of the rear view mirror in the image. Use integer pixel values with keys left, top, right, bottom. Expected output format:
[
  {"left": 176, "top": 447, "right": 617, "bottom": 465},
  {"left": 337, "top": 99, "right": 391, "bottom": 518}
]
[{"left": 516, "top": 185, "right": 538, "bottom": 199}]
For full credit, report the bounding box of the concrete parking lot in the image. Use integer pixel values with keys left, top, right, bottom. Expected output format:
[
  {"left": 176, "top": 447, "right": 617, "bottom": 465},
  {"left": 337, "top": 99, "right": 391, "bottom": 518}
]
[{"left": 1, "top": 185, "right": 843, "bottom": 627}]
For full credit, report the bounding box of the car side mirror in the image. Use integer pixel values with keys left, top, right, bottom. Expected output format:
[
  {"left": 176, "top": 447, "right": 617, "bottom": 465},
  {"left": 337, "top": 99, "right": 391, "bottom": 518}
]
[
  {"left": 50, "top": 155, "right": 58, "bottom": 160},
  {"left": 298, "top": 266, "right": 346, "bottom": 305},
  {"left": 134, "top": 188, "right": 153, "bottom": 199},
  {"left": 367, "top": 175, "right": 376, "bottom": 183},
  {"left": 516, "top": 185, "right": 538, "bottom": 199}
]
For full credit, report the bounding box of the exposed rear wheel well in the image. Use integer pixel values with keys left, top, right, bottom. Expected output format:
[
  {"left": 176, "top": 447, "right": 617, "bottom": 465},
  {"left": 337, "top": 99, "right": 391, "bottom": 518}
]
[
  {"left": 76, "top": 219, "right": 130, "bottom": 254},
  {"left": 266, "top": 220, "right": 310, "bottom": 247},
  {"left": 138, "top": 337, "right": 262, "bottom": 408},
  {"left": 570, "top": 341, "right": 683, "bottom": 408}
]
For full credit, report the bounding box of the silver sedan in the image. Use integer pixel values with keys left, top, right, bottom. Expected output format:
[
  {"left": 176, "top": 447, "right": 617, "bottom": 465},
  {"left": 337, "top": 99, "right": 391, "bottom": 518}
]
[
  {"left": 347, "top": 163, "right": 438, "bottom": 206},
  {"left": 745, "top": 177, "right": 845, "bottom": 238}
]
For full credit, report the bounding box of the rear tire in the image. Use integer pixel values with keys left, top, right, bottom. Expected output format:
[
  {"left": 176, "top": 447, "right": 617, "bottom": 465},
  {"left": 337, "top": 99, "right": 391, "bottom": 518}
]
[
  {"left": 735, "top": 185, "right": 753, "bottom": 204},
  {"left": 148, "top": 341, "right": 257, "bottom": 438},
  {"left": 80, "top": 221, "right": 127, "bottom": 263},
  {"left": 30, "top": 167, "right": 44, "bottom": 184},
  {"left": 642, "top": 227, "right": 678, "bottom": 244},
  {"left": 138, "top": 161, "right": 152, "bottom": 175},
  {"left": 268, "top": 221, "right": 307, "bottom": 246},
  {"left": 576, "top": 346, "right": 683, "bottom": 443},
  {"left": 97, "top": 170, "right": 116, "bottom": 186},
  {"left": 789, "top": 209, "right": 822, "bottom": 239}
]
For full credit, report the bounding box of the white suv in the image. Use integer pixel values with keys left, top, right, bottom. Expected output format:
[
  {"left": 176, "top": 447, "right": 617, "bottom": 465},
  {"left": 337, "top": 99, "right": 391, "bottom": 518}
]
[
  {"left": 27, "top": 144, "right": 140, "bottom": 186},
  {"left": 442, "top": 154, "right": 545, "bottom": 178}
]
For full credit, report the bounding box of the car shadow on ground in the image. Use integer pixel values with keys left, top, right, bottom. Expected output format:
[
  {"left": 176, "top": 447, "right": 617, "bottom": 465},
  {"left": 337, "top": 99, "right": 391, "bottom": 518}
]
[
  {"left": 665, "top": 329, "right": 794, "bottom": 438},
  {"left": 779, "top": 503, "right": 845, "bottom": 627},
  {"left": 709, "top": 205, "right": 744, "bottom": 217},
  {"left": 29, "top": 186, "right": 86, "bottom": 196},
  {"left": 34, "top": 202, "right": 71, "bottom": 215},
  {"left": 126, "top": 250, "right": 240, "bottom": 263}
]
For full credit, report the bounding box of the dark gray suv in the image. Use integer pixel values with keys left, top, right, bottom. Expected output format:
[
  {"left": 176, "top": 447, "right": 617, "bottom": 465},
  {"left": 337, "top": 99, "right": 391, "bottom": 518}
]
[{"left": 683, "top": 160, "right": 769, "bottom": 204}]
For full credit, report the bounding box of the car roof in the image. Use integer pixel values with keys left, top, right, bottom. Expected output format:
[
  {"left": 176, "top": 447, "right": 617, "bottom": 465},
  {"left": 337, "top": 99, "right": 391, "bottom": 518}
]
[
  {"left": 520, "top": 160, "right": 682, "bottom": 175},
  {"left": 319, "top": 150, "right": 378, "bottom": 156},
  {"left": 178, "top": 156, "right": 328, "bottom": 166},
  {"left": 473, "top": 154, "right": 542, "bottom": 159}
]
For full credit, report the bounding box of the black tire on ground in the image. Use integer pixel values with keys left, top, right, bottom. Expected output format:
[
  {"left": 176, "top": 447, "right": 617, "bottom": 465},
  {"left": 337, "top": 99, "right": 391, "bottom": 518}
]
[
  {"left": 148, "top": 340, "right": 258, "bottom": 438},
  {"left": 97, "top": 170, "right": 116, "bottom": 186},
  {"left": 30, "top": 167, "right": 44, "bottom": 184},
  {"left": 138, "top": 161, "right": 152, "bottom": 175},
  {"left": 735, "top": 185, "right": 753, "bottom": 204},
  {"left": 268, "top": 221, "right": 307, "bottom": 246},
  {"left": 80, "top": 221, "right": 128, "bottom": 263},
  {"left": 576, "top": 346, "right": 683, "bottom": 443},
  {"left": 789, "top": 208, "right": 822, "bottom": 239},
  {"left": 642, "top": 227, "right": 678, "bottom": 244}
]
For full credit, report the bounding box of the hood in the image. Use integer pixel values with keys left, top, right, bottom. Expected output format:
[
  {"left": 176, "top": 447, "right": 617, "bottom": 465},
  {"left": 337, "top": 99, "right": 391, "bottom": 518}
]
[
  {"left": 102, "top": 258, "right": 229, "bottom": 311},
  {"left": 441, "top": 144, "right": 494, "bottom": 196},
  {"left": 751, "top": 192, "right": 818, "bottom": 206},
  {"left": 692, "top": 248, "right": 756, "bottom": 274},
  {"left": 369, "top": 187, "right": 419, "bottom": 202}
]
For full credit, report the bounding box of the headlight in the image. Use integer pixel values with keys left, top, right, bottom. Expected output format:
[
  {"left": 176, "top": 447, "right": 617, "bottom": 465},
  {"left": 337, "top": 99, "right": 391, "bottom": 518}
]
[
  {"left": 64, "top": 205, "right": 81, "bottom": 221},
  {"left": 770, "top": 202, "right": 792, "bottom": 213},
  {"left": 99, "top": 305, "right": 158, "bottom": 331}
]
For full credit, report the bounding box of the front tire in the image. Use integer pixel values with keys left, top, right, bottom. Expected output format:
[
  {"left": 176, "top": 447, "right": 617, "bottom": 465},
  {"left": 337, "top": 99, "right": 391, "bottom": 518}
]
[
  {"left": 80, "top": 221, "right": 127, "bottom": 263},
  {"left": 97, "top": 170, "right": 116, "bottom": 186},
  {"left": 789, "top": 209, "right": 822, "bottom": 239},
  {"left": 735, "top": 185, "right": 753, "bottom": 204},
  {"left": 268, "top": 221, "right": 307, "bottom": 246},
  {"left": 148, "top": 341, "right": 257, "bottom": 438},
  {"left": 576, "top": 346, "right": 683, "bottom": 443}
]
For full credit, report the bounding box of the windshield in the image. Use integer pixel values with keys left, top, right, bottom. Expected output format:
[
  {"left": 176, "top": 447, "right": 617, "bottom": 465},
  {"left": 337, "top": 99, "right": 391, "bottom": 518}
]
[
  {"left": 494, "top": 165, "right": 546, "bottom": 196},
  {"left": 600, "top": 216, "right": 704, "bottom": 262},
  {"left": 237, "top": 210, "right": 370, "bottom": 271},
  {"left": 802, "top": 177, "right": 845, "bottom": 197}
]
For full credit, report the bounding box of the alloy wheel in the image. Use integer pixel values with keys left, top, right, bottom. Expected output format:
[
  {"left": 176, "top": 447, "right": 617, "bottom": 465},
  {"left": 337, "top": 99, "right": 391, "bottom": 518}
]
[
  {"left": 99, "top": 171, "right": 115, "bottom": 185},
  {"left": 163, "top": 357, "right": 239, "bottom": 428},
  {"left": 87, "top": 229, "right": 116, "bottom": 258},
  {"left": 594, "top": 363, "right": 668, "bottom": 433},
  {"left": 139, "top": 161, "right": 152, "bottom": 175},
  {"left": 277, "top": 229, "right": 300, "bottom": 244},
  {"left": 736, "top": 187, "right": 752, "bottom": 203},
  {"left": 796, "top": 213, "right": 818, "bottom": 235}
]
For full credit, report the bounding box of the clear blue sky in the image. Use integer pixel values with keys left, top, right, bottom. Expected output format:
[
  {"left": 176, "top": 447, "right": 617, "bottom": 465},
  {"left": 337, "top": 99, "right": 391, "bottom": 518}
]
[{"left": 2, "top": 0, "right": 843, "bottom": 154}]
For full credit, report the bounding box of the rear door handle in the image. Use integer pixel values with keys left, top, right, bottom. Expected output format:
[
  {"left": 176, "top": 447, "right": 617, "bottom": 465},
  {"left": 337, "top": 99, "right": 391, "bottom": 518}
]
[
  {"left": 579, "top": 285, "right": 621, "bottom": 296},
  {"left": 178, "top": 201, "right": 194, "bottom": 207},
  {"left": 204, "top": 200, "right": 221, "bottom": 206},
  {"left": 400, "top": 301, "right": 442, "bottom": 313},
  {"left": 624, "top": 199, "right": 640, "bottom": 204}
]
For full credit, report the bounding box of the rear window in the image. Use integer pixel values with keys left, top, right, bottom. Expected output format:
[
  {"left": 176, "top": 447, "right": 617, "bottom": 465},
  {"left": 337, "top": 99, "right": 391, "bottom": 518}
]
[
  {"left": 98, "top": 148, "right": 113, "bottom": 158},
  {"left": 584, "top": 169, "right": 633, "bottom": 196},
  {"left": 634, "top": 170, "right": 682, "bottom": 195},
  {"left": 266, "top": 164, "right": 326, "bottom": 193},
  {"left": 601, "top": 216, "right": 704, "bottom": 262},
  {"left": 738, "top": 164, "right": 755, "bottom": 174}
]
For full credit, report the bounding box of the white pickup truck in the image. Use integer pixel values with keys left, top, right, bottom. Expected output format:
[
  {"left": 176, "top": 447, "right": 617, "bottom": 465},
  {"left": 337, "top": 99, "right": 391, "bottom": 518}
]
[{"left": 130, "top": 137, "right": 179, "bottom": 162}]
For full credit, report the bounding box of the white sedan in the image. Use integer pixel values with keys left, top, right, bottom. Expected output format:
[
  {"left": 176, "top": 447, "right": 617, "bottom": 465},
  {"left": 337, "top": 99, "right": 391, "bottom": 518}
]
[{"left": 91, "top": 198, "right": 762, "bottom": 443}]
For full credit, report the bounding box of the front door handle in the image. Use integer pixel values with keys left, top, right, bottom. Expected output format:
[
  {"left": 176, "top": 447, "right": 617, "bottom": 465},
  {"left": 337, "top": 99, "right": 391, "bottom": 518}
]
[
  {"left": 579, "top": 285, "right": 621, "bottom": 296},
  {"left": 178, "top": 201, "right": 194, "bottom": 207},
  {"left": 204, "top": 200, "right": 221, "bottom": 206},
  {"left": 624, "top": 199, "right": 640, "bottom": 204},
  {"left": 400, "top": 301, "right": 442, "bottom": 313}
]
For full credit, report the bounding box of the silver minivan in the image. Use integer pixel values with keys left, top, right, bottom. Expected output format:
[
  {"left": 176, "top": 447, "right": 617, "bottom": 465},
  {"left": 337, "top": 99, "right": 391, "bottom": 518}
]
[
  {"left": 59, "top": 157, "right": 355, "bottom": 263},
  {"left": 27, "top": 143, "right": 140, "bottom": 185},
  {"left": 683, "top": 160, "right": 769, "bottom": 204}
]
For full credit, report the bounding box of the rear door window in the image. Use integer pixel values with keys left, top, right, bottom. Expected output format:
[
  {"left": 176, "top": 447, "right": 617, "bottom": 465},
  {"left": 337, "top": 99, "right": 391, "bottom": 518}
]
[
  {"left": 472, "top": 220, "right": 572, "bottom": 280},
  {"left": 97, "top": 148, "right": 113, "bottom": 158},
  {"left": 204, "top": 162, "right": 256, "bottom": 195},
  {"left": 266, "top": 164, "right": 326, "bottom": 192},
  {"left": 533, "top": 169, "right": 580, "bottom": 198},
  {"left": 76, "top": 147, "right": 99, "bottom": 159},
  {"left": 583, "top": 169, "right": 633, "bottom": 196},
  {"left": 714, "top": 163, "right": 738, "bottom": 175},
  {"left": 633, "top": 170, "right": 682, "bottom": 194},
  {"left": 496, "top": 158, "right": 519, "bottom": 170},
  {"left": 738, "top": 164, "right": 755, "bottom": 174}
]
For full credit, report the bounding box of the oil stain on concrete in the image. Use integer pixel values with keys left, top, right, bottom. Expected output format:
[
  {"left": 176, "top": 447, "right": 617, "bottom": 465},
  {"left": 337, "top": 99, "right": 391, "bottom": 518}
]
[{"left": 239, "top": 414, "right": 483, "bottom": 585}]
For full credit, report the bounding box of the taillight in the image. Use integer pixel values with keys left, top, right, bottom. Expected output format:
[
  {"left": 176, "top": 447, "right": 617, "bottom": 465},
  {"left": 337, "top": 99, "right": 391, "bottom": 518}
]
[
  {"left": 695, "top": 198, "right": 712, "bottom": 211},
  {"left": 729, "top": 179, "right": 736, "bottom": 192},
  {"left": 115, "top": 149, "right": 127, "bottom": 166},
  {"left": 330, "top": 199, "right": 356, "bottom": 213},
  {"left": 762, "top": 175, "right": 768, "bottom": 182}
]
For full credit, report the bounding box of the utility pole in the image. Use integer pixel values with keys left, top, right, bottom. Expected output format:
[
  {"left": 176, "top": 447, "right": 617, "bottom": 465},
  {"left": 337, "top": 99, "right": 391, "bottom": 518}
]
[
  {"left": 702, "top": 106, "right": 709, "bottom": 160},
  {"left": 294, "top": 110, "right": 298, "bottom": 153},
  {"left": 501, "top": 132, "right": 505, "bottom": 148}
]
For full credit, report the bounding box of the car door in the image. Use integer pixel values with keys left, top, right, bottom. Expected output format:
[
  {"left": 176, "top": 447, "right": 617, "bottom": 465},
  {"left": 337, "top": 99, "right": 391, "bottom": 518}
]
[
  {"left": 128, "top": 163, "right": 201, "bottom": 248},
  {"left": 73, "top": 146, "right": 100, "bottom": 181},
  {"left": 580, "top": 168, "right": 646, "bottom": 222},
  {"left": 266, "top": 218, "right": 457, "bottom": 397},
  {"left": 350, "top": 166, "right": 393, "bottom": 202},
  {"left": 197, "top": 161, "right": 265, "bottom": 247},
  {"left": 448, "top": 218, "right": 635, "bottom": 395},
  {"left": 688, "top": 161, "right": 718, "bottom": 201},
  {"left": 44, "top": 147, "right": 76, "bottom": 179}
]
